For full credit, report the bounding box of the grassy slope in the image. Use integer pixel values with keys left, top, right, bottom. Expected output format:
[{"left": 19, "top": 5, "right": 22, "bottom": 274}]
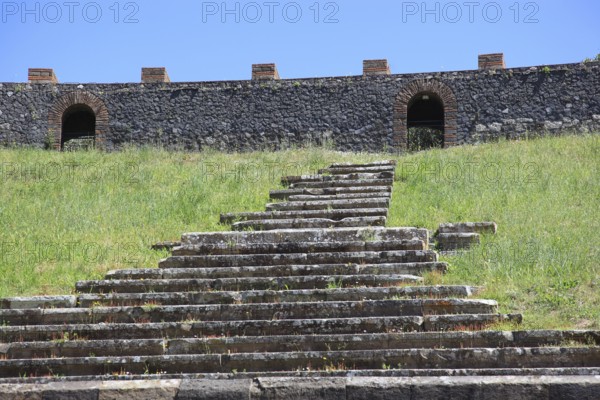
[
  {"left": 390, "top": 135, "right": 599, "bottom": 329},
  {"left": 0, "top": 135, "right": 598, "bottom": 329}
]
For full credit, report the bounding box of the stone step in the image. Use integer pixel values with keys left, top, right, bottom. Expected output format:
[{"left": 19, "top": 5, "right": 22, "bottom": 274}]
[
  {"left": 232, "top": 217, "right": 387, "bottom": 231},
  {"left": 220, "top": 208, "right": 389, "bottom": 224},
  {"left": 288, "top": 193, "right": 392, "bottom": 202},
  {"left": 437, "top": 233, "right": 481, "bottom": 250},
  {"left": 0, "top": 300, "right": 499, "bottom": 326},
  {"left": 75, "top": 286, "right": 476, "bottom": 307},
  {"left": 1, "top": 346, "right": 596, "bottom": 378},
  {"left": 290, "top": 179, "right": 394, "bottom": 189},
  {"left": 2, "top": 375, "right": 599, "bottom": 399},
  {"left": 270, "top": 186, "right": 392, "bottom": 200},
  {"left": 172, "top": 239, "right": 425, "bottom": 257},
  {"left": 282, "top": 172, "right": 394, "bottom": 185},
  {"left": 106, "top": 262, "right": 448, "bottom": 280},
  {"left": 158, "top": 250, "right": 438, "bottom": 269},
  {"left": 76, "top": 274, "right": 424, "bottom": 294},
  {"left": 181, "top": 227, "right": 428, "bottom": 246},
  {"left": 319, "top": 166, "right": 396, "bottom": 175},
  {"left": 266, "top": 198, "right": 389, "bottom": 211},
  {"left": 0, "top": 286, "right": 473, "bottom": 310},
  {"left": 329, "top": 161, "right": 397, "bottom": 168},
  {"left": 423, "top": 313, "right": 522, "bottom": 331},
  {"left": 4, "top": 331, "right": 597, "bottom": 360},
  {"left": 0, "top": 314, "right": 519, "bottom": 342},
  {"left": 151, "top": 241, "right": 182, "bottom": 251},
  {"left": 0, "top": 296, "right": 77, "bottom": 310},
  {"left": 438, "top": 222, "right": 498, "bottom": 235}
]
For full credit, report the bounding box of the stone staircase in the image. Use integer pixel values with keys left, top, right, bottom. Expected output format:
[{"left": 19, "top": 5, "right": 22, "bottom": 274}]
[{"left": 0, "top": 160, "right": 598, "bottom": 399}]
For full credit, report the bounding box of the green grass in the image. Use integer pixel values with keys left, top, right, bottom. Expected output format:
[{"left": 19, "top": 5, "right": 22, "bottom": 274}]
[
  {"left": 0, "top": 135, "right": 598, "bottom": 330},
  {"left": 390, "top": 134, "right": 599, "bottom": 329}
]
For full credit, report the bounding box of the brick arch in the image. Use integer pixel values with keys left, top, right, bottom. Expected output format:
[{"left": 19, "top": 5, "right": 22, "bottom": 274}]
[
  {"left": 48, "top": 91, "right": 109, "bottom": 150},
  {"left": 393, "top": 79, "right": 457, "bottom": 150}
]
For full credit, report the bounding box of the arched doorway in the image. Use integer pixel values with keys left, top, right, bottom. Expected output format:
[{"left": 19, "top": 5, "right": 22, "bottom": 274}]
[
  {"left": 61, "top": 104, "right": 96, "bottom": 150},
  {"left": 407, "top": 92, "right": 444, "bottom": 151},
  {"left": 393, "top": 79, "right": 458, "bottom": 151},
  {"left": 48, "top": 91, "right": 109, "bottom": 151}
]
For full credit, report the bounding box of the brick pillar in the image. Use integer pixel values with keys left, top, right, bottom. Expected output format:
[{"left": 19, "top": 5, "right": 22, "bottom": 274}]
[
  {"left": 252, "top": 64, "right": 280, "bottom": 80},
  {"left": 363, "top": 59, "right": 391, "bottom": 76},
  {"left": 478, "top": 53, "right": 505, "bottom": 70},
  {"left": 28, "top": 68, "right": 58, "bottom": 84},
  {"left": 141, "top": 67, "right": 171, "bottom": 83}
]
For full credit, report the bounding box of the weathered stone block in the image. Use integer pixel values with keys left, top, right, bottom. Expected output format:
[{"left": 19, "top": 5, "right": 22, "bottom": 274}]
[
  {"left": 437, "top": 222, "right": 497, "bottom": 235},
  {"left": 177, "top": 379, "right": 250, "bottom": 400},
  {"left": 99, "top": 380, "right": 180, "bottom": 400},
  {"left": 363, "top": 60, "right": 391, "bottom": 76},
  {"left": 251, "top": 377, "right": 346, "bottom": 400},
  {"left": 479, "top": 53, "right": 506, "bottom": 70},
  {"left": 27, "top": 68, "right": 58, "bottom": 84},
  {"left": 252, "top": 64, "right": 280, "bottom": 80},
  {"left": 142, "top": 67, "right": 171, "bottom": 83}
]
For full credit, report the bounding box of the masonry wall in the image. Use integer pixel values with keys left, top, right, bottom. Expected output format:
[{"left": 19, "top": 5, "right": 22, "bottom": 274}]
[{"left": 0, "top": 62, "right": 599, "bottom": 152}]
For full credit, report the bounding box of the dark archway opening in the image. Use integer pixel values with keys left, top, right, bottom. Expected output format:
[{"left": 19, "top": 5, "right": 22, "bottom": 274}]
[
  {"left": 61, "top": 104, "right": 96, "bottom": 151},
  {"left": 407, "top": 92, "right": 444, "bottom": 151}
]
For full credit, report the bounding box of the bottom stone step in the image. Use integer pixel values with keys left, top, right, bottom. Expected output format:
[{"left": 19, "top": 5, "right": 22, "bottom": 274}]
[{"left": 1, "top": 374, "right": 599, "bottom": 400}]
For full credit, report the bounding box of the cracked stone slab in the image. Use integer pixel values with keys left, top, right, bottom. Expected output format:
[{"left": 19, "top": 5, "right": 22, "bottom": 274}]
[
  {"left": 232, "top": 217, "right": 387, "bottom": 231},
  {"left": 172, "top": 239, "right": 425, "bottom": 257},
  {"left": 318, "top": 166, "right": 396, "bottom": 175},
  {"left": 329, "top": 161, "right": 397, "bottom": 168},
  {"left": 3, "top": 331, "right": 598, "bottom": 361},
  {"left": 178, "top": 379, "right": 252, "bottom": 400},
  {"left": 1, "top": 298, "right": 492, "bottom": 326},
  {"left": 0, "top": 347, "right": 598, "bottom": 379},
  {"left": 76, "top": 274, "right": 424, "bottom": 294},
  {"left": 158, "top": 250, "right": 438, "bottom": 269},
  {"left": 0, "top": 296, "right": 77, "bottom": 310},
  {"left": 265, "top": 198, "right": 390, "bottom": 211},
  {"left": 220, "top": 208, "right": 388, "bottom": 223},
  {"left": 0, "top": 316, "right": 426, "bottom": 343},
  {"left": 287, "top": 193, "right": 392, "bottom": 202},
  {"left": 181, "top": 227, "right": 428, "bottom": 246},
  {"left": 282, "top": 172, "right": 394, "bottom": 185},
  {"left": 105, "top": 262, "right": 448, "bottom": 280},
  {"left": 289, "top": 179, "right": 393, "bottom": 189},
  {"left": 1, "top": 375, "right": 599, "bottom": 399},
  {"left": 438, "top": 222, "right": 498, "bottom": 235},
  {"left": 437, "top": 233, "right": 481, "bottom": 250},
  {"left": 270, "top": 186, "right": 392, "bottom": 200},
  {"left": 76, "top": 285, "right": 472, "bottom": 308}
]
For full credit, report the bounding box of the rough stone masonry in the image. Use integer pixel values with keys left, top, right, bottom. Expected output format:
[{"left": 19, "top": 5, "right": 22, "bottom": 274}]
[{"left": 0, "top": 54, "right": 598, "bottom": 152}]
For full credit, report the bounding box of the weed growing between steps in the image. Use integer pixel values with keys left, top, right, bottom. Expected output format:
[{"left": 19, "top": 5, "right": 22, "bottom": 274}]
[{"left": 0, "top": 134, "right": 598, "bottom": 330}]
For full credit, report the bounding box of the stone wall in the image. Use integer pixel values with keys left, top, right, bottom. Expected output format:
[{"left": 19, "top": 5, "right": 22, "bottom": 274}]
[{"left": 0, "top": 61, "right": 599, "bottom": 152}]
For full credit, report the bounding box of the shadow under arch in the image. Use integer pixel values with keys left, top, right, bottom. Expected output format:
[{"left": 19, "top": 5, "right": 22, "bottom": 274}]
[{"left": 393, "top": 79, "right": 457, "bottom": 151}]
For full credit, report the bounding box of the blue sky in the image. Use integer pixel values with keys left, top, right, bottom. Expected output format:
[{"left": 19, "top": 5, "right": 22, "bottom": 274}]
[{"left": 1, "top": 0, "right": 599, "bottom": 82}]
